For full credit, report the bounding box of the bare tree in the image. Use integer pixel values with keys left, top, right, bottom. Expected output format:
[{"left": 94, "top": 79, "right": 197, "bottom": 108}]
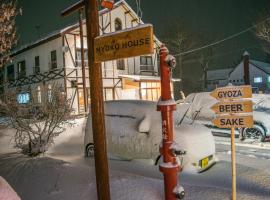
[
  {"left": 0, "top": 0, "right": 20, "bottom": 68},
  {"left": 255, "top": 19, "right": 270, "bottom": 43},
  {"left": 199, "top": 47, "right": 213, "bottom": 91},
  {"left": 0, "top": 84, "right": 74, "bottom": 156},
  {"left": 162, "top": 23, "right": 197, "bottom": 98}
]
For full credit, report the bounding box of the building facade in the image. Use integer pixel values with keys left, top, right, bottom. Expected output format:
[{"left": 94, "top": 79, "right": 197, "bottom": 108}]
[
  {"left": 206, "top": 51, "right": 270, "bottom": 93},
  {"left": 0, "top": 1, "right": 176, "bottom": 115}
]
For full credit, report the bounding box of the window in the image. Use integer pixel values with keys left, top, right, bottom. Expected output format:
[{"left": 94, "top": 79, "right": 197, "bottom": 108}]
[
  {"left": 140, "top": 56, "right": 154, "bottom": 71},
  {"left": 34, "top": 56, "right": 40, "bottom": 74},
  {"left": 268, "top": 76, "right": 270, "bottom": 82},
  {"left": 7, "top": 65, "right": 14, "bottom": 81},
  {"left": 50, "top": 50, "right": 57, "bottom": 69},
  {"left": 37, "top": 86, "right": 41, "bottom": 103},
  {"left": 115, "top": 18, "right": 122, "bottom": 31},
  {"left": 117, "top": 59, "right": 125, "bottom": 70},
  {"left": 254, "top": 76, "right": 262, "bottom": 83},
  {"left": 76, "top": 48, "right": 88, "bottom": 66},
  {"left": 17, "top": 93, "right": 30, "bottom": 104},
  {"left": 48, "top": 84, "right": 52, "bottom": 102},
  {"left": 17, "top": 61, "right": 26, "bottom": 78}
]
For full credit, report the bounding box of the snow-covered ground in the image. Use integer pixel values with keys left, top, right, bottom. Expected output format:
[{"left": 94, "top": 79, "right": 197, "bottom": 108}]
[{"left": 1, "top": 117, "right": 270, "bottom": 199}]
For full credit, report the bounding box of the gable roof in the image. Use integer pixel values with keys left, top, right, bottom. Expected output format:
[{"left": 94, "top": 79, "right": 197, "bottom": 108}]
[
  {"left": 206, "top": 68, "right": 234, "bottom": 81},
  {"left": 11, "top": 0, "right": 161, "bottom": 57},
  {"left": 250, "top": 59, "right": 270, "bottom": 75}
]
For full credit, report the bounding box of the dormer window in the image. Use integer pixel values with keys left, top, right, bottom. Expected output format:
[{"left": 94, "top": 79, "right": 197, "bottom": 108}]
[{"left": 115, "top": 18, "right": 122, "bottom": 31}]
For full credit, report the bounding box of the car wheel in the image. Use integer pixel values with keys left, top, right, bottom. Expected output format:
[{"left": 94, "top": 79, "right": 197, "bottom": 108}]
[
  {"left": 86, "top": 143, "right": 95, "bottom": 157},
  {"left": 242, "top": 124, "right": 266, "bottom": 142}
]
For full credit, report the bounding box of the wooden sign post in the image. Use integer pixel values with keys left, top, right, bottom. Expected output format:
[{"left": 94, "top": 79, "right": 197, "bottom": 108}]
[{"left": 211, "top": 85, "right": 253, "bottom": 200}]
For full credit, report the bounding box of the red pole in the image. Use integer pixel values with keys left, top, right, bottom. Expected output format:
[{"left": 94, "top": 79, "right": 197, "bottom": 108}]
[{"left": 157, "top": 44, "right": 182, "bottom": 200}]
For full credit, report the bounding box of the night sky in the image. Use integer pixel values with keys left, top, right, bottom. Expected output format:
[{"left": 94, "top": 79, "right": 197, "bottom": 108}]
[{"left": 16, "top": 0, "right": 270, "bottom": 92}]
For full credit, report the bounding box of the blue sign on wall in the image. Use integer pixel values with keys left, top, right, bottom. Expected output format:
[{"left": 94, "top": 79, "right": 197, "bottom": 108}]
[{"left": 17, "top": 93, "right": 30, "bottom": 104}]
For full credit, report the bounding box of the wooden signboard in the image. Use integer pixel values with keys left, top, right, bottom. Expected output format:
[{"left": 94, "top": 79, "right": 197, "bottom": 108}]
[
  {"left": 210, "top": 84, "right": 253, "bottom": 200},
  {"left": 94, "top": 24, "right": 154, "bottom": 62},
  {"left": 211, "top": 100, "right": 253, "bottom": 115},
  {"left": 212, "top": 115, "right": 253, "bottom": 128},
  {"left": 210, "top": 85, "right": 252, "bottom": 100}
]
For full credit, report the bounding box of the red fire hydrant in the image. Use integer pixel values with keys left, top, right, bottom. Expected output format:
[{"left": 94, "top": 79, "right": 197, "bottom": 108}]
[{"left": 157, "top": 44, "right": 185, "bottom": 200}]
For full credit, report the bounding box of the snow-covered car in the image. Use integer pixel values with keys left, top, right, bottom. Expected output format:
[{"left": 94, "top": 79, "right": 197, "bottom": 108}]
[
  {"left": 84, "top": 100, "right": 216, "bottom": 172},
  {"left": 183, "top": 92, "right": 270, "bottom": 142}
]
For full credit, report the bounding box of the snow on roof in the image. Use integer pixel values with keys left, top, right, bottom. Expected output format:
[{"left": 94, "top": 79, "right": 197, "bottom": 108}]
[
  {"left": 118, "top": 74, "right": 181, "bottom": 82},
  {"left": 250, "top": 59, "right": 270, "bottom": 75},
  {"left": 206, "top": 68, "right": 234, "bottom": 81},
  {"left": 12, "top": 0, "right": 161, "bottom": 56}
]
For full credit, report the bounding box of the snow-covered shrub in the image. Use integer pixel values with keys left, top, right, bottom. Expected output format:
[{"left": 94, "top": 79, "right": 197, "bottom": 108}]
[{"left": 0, "top": 84, "right": 74, "bottom": 156}]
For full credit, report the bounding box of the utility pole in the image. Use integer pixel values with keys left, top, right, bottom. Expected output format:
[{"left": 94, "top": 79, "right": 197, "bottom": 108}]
[
  {"left": 61, "top": 0, "right": 111, "bottom": 199},
  {"left": 84, "top": 0, "right": 111, "bottom": 199},
  {"left": 78, "top": 9, "right": 88, "bottom": 113}
]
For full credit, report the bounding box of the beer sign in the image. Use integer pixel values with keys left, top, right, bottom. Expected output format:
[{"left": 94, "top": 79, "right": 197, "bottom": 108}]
[
  {"left": 94, "top": 24, "right": 154, "bottom": 62},
  {"left": 211, "top": 100, "right": 253, "bottom": 115}
]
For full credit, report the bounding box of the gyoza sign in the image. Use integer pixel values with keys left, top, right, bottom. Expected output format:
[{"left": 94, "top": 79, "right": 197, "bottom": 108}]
[
  {"left": 210, "top": 85, "right": 252, "bottom": 100},
  {"left": 94, "top": 24, "right": 154, "bottom": 62}
]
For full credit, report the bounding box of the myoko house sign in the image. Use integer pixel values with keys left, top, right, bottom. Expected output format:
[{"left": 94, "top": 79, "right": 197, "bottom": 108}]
[{"left": 94, "top": 24, "right": 154, "bottom": 62}]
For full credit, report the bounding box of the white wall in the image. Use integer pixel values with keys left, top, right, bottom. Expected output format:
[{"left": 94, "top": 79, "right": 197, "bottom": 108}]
[{"left": 7, "top": 37, "right": 63, "bottom": 78}]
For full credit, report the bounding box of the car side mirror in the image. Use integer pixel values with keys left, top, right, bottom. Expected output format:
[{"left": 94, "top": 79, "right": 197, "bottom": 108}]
[{"left": 138, "top": 115, "right": 151, "bottom": 134}]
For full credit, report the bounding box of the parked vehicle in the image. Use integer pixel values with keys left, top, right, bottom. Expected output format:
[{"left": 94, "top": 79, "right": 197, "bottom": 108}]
[
  {"left": 183, "top": 92, "right": 270, "bottom": 142},
  {"left": 84, "top": 100, "right": 216, "bottom": 172}
]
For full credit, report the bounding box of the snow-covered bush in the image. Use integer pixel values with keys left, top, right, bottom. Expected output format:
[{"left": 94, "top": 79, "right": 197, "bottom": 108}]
[{"left": 0, "top": 84, "right": 74, "bottom": 156}]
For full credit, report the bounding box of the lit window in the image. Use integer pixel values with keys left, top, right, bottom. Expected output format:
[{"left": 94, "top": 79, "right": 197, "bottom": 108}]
[
  {"left": 17, "top": 93, "right": 30, "bottom": 104},
  {"left": 37, "top": 86, "right": 41, "bottom": 103},
  {"left": 268, "top": 76, "right": 270, "bottom": 82},
  {"left": 254, "top": 77, "right": 262, "bottom": 83},
  {"left": 48, "top": 84, "right": 52, "bottom": 102}
]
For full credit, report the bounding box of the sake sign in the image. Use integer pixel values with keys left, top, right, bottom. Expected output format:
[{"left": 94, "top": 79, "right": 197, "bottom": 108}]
[
  {"left": 212, "top": 115, "right": 253, "bottom": 128},
  {"left": 94, "top": 24, "right": 154, "bottom": 62}
]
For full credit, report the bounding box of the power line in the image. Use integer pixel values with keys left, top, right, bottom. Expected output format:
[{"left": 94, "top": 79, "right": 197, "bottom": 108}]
[{"left": 173, "top": 17, "right": 270, "bottom": 57}]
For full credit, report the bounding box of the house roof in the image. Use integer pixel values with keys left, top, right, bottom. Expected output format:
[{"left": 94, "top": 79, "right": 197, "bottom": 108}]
[
  {"left": 206, "top": 68, "right": 234, "bottom": 81},
  {"left": 11, "top": 0, "right": 161, "bottom": 57},
  {"left": 206, "top": 58, "right": 270, "bottom": 82},
  {"left": 250, "top": 59, "right": 270, "bottom": 75}
]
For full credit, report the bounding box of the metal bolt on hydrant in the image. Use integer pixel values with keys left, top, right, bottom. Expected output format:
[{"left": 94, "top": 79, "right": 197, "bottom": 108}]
[{"left": 157, "top": 44, "right": 185, "bottom": 200}]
